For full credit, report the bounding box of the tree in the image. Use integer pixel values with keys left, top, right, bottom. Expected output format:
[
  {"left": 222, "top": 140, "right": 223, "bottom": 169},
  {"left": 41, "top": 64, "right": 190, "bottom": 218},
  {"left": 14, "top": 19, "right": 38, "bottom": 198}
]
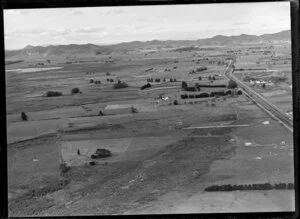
[
  {"left": 170, "top": 78, "right": 173, "bottom": 82},
  {"left": 71, "top": 87, "right": 80, "bottom": 94},
  {"left": 208, "top": 76, "right": 212, "bottom": 80},
  {"left": 212, "top": 76, "right": 216, "bottom": 80},
  {"left": 198, "top": 76, "right": 202, "bottom": 80},
  {"left": 21, "top": 112, "right": 28, "bottom": 121},
  {"left": 182, "top": 81, "right": 188, "bottom": 90},
  {"left": 173, "top": 100, "right": 178, "bottom": 105},
  {"left": 113, "top": 80, "right": 128, "bottom": 89},
  {"left": 227, "top": 79, "right": 238, "bottom": 89}
]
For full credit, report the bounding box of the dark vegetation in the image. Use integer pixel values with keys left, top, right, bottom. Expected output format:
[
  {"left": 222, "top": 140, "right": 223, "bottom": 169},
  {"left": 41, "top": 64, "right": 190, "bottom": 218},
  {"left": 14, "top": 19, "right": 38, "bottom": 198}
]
[
  {"left": 71, "top": 87, "right": 80, "bottom": 94},
  {"left": 180, "top": 89, "right": 240, "bottom": 99},
  {"left": 113, "top": 80, "right": 128, "bottom": 89},
  {"left": 227, "top": 79, "right": 238, "bottom": 89},
  {"left": 21, "top": 112, "right": 28, "bottom": 121},
  {"left": 91, "top": 148, "right": 112, "bottom": 159},
  {"left": 147, "top": 78, "right": 177, "bottom": 83},
  {"left": 141, "top": 83, "right": 151, "bottom": 90},
  {"left": 205, "top": 183, "right": 294, "bottom": 191},
  {"left": 46, "top": 91, "right": 63, "bottom": 97},
  {"left": 94, "top": 80, "right": 101, "bottom": 84}
]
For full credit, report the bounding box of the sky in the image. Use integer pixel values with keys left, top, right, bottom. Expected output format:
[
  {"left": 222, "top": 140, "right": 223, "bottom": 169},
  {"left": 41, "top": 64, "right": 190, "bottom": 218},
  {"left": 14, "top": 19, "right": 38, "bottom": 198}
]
[{"left": 4, "top": 2, "right": 290, "bottom": 50}]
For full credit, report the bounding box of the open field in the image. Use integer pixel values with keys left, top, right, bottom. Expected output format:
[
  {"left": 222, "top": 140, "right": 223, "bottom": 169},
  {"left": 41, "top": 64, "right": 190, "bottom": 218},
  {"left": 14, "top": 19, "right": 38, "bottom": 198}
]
[{"left": 6, "top": 38, "right": 294, "bottom": 216}]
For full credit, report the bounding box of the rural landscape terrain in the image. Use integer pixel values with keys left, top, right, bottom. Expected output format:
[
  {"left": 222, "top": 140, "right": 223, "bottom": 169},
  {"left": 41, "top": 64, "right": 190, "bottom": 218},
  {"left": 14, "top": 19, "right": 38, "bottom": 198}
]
[{"left": 5, "top": 29, "right": 294, "bottom": 216}]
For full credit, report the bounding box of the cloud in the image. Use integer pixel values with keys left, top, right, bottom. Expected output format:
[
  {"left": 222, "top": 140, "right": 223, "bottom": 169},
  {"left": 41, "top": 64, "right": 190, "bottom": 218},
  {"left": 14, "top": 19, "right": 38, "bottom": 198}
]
[
  {"left": 75, "top": 27, "right": 106, "bottom": 34},
  {"left": 6, "top": 28, "right": 71, "bottom": 37}
]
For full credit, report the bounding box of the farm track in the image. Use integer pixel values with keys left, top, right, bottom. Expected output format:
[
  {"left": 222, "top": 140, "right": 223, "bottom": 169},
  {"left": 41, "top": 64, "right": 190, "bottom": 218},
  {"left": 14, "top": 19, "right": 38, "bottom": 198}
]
[{"left": 224, "top": 60, "right": 293, "bottom": 132}]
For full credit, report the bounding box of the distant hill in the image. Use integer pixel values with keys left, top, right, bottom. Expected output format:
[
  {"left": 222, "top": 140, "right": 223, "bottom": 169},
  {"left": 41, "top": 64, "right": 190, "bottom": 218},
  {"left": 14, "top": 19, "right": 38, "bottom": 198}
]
[{"left": 5, "top": 30, "right": 290, "bottom": 61}]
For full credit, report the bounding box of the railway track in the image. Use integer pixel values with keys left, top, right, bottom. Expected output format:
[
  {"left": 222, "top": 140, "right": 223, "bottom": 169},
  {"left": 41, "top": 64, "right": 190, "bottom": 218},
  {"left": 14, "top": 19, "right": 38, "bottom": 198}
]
[{"left": 224, "top": 60, "right": 293, "bottom": 133}]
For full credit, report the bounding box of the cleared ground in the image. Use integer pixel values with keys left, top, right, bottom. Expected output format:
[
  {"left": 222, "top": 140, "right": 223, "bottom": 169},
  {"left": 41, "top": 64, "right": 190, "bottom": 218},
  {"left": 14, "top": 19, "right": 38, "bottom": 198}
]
[{"left": 6, "top": 43, "right": 294, "bottom": 216}]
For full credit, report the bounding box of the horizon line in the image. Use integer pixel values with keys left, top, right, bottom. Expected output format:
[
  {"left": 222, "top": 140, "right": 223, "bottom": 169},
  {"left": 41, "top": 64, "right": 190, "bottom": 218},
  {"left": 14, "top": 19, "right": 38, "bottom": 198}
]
[{"left": 5, "top": 29, "right": 290, "bottom": 51}]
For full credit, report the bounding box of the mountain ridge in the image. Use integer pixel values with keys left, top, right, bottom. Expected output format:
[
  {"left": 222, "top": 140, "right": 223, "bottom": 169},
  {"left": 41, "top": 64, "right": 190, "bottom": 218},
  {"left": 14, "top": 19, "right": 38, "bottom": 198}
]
[{"left": 5, "top": 30, "right": 290, "bottom": 60}]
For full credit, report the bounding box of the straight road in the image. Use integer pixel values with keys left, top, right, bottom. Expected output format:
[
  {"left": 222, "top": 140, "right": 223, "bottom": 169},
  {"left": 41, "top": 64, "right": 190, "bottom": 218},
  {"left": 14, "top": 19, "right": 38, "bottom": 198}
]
[{"left": 224, "top": 60, "right": 293, "bottom": 132}]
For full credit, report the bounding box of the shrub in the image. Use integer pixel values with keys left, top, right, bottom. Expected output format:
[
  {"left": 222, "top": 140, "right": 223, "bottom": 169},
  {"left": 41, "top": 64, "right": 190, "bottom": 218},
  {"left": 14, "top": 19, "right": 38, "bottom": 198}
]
[
  {"left": 173, "top": 100, "right": 178, "bottom": 105},
  {"left": 113, "top": 80, "right": 128, "bottom": 89},
  {"left": 106, "top": 72, "right": 111, "bottom": 76},
  {"left": 155, "top": 78, "right": 161, "bottom": 82},
  {"left": 90, "top": 79, "right": 94, "bottom": 83},
  {"left": 237, "top": 90, "right": 242, "bottom": 95},
  {"left": 21, "top": 112, "right": 28, "bottom": 121},
  {"left": 107, "top": 78, "right": 110, "bottom": 82},
  {"left": 99, "top": 110, "right": 104, "bottom": 116},
  {"left": 71, "top": 87, "right": 80, "bottom": 94},
  {"left": 198, "top": 76, "right": 202, "bottom": 80},
  {"left": 110, "top": 79, "right": 114, "bottom": 83},
  {"left": 174, "top": 78, "right": 177, "bottom": 82},
  {"left": 228, "top": 79, "right": 238, "bottom": 89},
  {"left": 170, "top": 78, "right": 173, "bottom": 82},
  {"left": 141, "top": 83, "right": 151, "bottom": 90},
  {"left": 46, "top": 91, "right": 63, "bottom": 97}
]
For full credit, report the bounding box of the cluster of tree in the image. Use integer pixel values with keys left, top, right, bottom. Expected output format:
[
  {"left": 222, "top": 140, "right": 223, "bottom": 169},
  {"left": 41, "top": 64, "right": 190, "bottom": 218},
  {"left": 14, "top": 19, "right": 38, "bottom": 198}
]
[
  {"left": 173, "top": 66, "right": 177, "bottom": 69},
  {"left": 94, "top": 80, "right": 101, "bottom": 84},
  {"left": 35, "top": 62, "right": 44, "bottom": 66},
  {"left": 165, "top": 68, "right": 171, "bottom": 72},
  {"left": 181, "top": 81, "right": 200, "bottom": 92},
  {"left": 113, "top": 80, "right": 128, "bottom": 89},
  {"left": 204, "top": 183, "right": 294, "bottom": 192},
  {"left": 196, "top": 66, "right": 207, "bottom": 72},
  {"left": 174, "top": 60, "right": 179, "bottom": 63},
  {"left": 107, "top": 78, "right": 114, "bottom": 82},
  {"left": 86, "top": 72, "right": 95, "bottom": 75},
  {"left": 91, "top": 148, "right": 112, "bottom": 159},
  {"left": 147, "top": 78, "right": 177, "bottom": 83},
  {"left": 46, "top": 91, "right": 63, "bottom": 97},
  {"left": 181, "top": 93, "right": 209, "bottom": 99},
  {"left": 208, "top": 75, "right": 216, "bottom": 80},
  {"left": 71, "top": 87, "right": 80, "bottom": 94},
  {"left": 180, "top": 90, "right": 241, "bottom": 99},
  {"left": 141, "top": 83, "right": 151, "bottom": 90},
  {"left": 106, "top": 72, "right": 111, "bottom": 76}
]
